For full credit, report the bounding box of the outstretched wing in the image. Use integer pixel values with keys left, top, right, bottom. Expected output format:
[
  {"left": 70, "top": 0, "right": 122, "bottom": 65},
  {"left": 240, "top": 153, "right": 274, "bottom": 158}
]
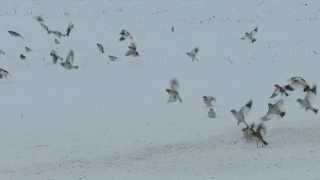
[
  {"left": 40, "top": 23, "right": 50, "bottom": 33},
  {"left": 96, "top": 43, "right": 104, "bottom": 54},
  {"left": 65, "top": 23, "right": 74, "bottom": 36},
  {"left": 284, "top": 84, "right": 294, "bottom": 91},
  {"left": 8, "top": 30, "right": 23, "bottom": 38},
  {"left": 305, "top": 90, "right": 316, "bottom": 104},
  {"left": 237, "top": 113, "right": 248, "bottom": 127},
  {"left": 270, "top": 88, "right": 279, "bottom": 98},
  {"left": 66, "top": 50, "right": 74, "bottom": 64}
]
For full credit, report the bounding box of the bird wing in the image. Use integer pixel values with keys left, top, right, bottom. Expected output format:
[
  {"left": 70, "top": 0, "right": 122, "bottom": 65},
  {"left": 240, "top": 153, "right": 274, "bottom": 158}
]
[
  {"left": 237, "top": 113, "right": 249, "bottom": 127},
  {"left": 108, "top": 55, "right": 118, "bottom": 61},
  {"left": 66, "top": 50, "right": 74, "bottom": 64},
  {"left": 270, "top": 88, "right": 279, "bottom": 98},
  {"left": 96, "top": 43, "right": 104, "bottom": 53},
  {"left": 305, "top": 91, "right": 316, "bottom": 104},
  {"left": 239, "top": 100, "right": 252, "bottom": 117},
  {"left": 8, "top": 31, "right": 23, "bottom": 38},
  {"left": 40, "top": 23, "right": 50, "bottom": 33},
  {"left": 284, "top": 84, "right": 294, "bottom": 91},
  {"left": 65, "top": 23, "right": 74, "bottom": 36},
  {"left": 129, "top": 43, "right": 137, "bottom": 50}
]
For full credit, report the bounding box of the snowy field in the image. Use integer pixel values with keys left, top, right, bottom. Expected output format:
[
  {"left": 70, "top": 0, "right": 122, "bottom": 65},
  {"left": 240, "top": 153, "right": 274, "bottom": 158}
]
[{"left": 1, "top": 0, "right": 320, "bottom": 179}]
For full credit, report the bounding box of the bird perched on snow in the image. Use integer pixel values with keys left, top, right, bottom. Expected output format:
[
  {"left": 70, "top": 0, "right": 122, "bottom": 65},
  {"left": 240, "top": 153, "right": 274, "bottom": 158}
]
[
  {"left": 297, "top": 85, "right": 318, "bottom": 114},
  {"left": 203, "top": 96, "right": 216, "bottom": 108},
  {"left": 166, "top": 78, "right": 182, "bottom": 103},
  {"left": 60, "top": 49, "right": 78, "bottom": 70},
  {"left": 186, "top": 47, "right": 199, "bottom": 62},
  {"left": 270, "top": 84, "right": 294, "bottom": 98},
  {"left": 261, "top": 99, "right": 286, "bottom": 121},
  {"left": 230, "top": 99, "right": 253, "bottom": 127},
  {"left": 0, "top": 68, "right": 10, "bottom": 79},
  {"left": 240, "top": 27, "right": 258, "bottom": 43},
  {"left": 208, "top": 108, "right": 216, "bottom": 118},
  {"left": 125, "top": 42, "right": 139, "bottom": 57},
  {"left": 242, "top": 123, "right": 268, "bottom": 147}
]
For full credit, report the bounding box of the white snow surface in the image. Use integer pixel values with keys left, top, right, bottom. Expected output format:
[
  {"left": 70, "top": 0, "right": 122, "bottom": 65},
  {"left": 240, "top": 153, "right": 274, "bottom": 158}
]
[{"left": 1, "top": 0, "right": 320, "bottom": 179}]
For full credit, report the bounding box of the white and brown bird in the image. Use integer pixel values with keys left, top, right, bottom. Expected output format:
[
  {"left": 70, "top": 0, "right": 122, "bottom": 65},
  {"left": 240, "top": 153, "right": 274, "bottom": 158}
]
[
  {"left": 297, "top": 85, "right": 318, "bottom": 114},
  {"left": 242, "top": 123, "right": 268, "bottom": 147},
  {"left": 261, "top": 99, "right": 286, "bottom": 121},
  {"left": 241, "top": 27, "right": 258, "bottom": 43},
  {"left": 96, "top": 43, "right": 104, "bottom": 54},
  {"left": 166, "top": 78, "right": 182, "bottom": 103},
  {"left": 270, "top": 84, "right": 294, "bottom": 98},
  {"left": 203, "top": 96, "right": 216, "bottom": 108},
  {"left": 230, "top": 100, "right": 253, "bottom": 127},
  {"left": 186, "top": 47, "right": 199, "bottom": 62}
]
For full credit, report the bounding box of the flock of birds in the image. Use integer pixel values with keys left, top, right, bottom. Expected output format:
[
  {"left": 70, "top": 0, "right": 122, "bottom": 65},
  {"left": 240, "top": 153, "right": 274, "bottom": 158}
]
[
  {"left": 0, "top": 16, "right": 316, "bottom": 148},
  {"left": 166, "top": 76, "right": 318, "bottom": 147},
  {"left": 0, "top": 15, "right": 143, "bottom": 75}
]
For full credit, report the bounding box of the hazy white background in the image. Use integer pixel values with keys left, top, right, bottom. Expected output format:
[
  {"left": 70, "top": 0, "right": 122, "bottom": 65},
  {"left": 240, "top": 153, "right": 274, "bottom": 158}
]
[{"left": 0, "top": 0, "right": 320, "bottom": 179}]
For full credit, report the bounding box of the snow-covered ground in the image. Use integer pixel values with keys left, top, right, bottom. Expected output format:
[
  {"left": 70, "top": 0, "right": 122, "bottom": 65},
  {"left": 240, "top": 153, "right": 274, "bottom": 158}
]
[{"left": 1, "top": 0, "right": 320, "bottom": 179}]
